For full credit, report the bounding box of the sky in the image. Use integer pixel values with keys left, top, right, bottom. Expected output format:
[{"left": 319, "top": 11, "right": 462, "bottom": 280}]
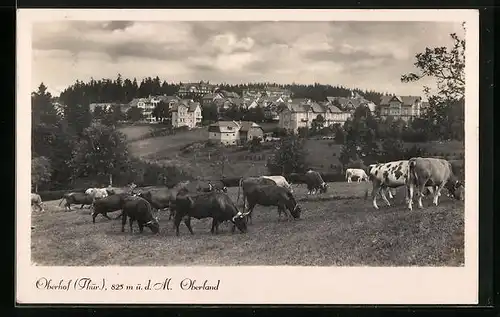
[{"left": 31, "top": 20, "right": 465, "bottom": 97}]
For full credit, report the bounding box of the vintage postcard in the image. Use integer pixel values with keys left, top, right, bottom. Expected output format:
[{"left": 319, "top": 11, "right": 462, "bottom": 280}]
[{"left": 17, "top": 9, "right": 479, "bottom": 305}]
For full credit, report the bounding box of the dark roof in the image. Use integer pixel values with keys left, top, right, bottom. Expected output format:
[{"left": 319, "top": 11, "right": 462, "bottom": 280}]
[
  {"left": 239, "top": 121, "right": 262, "bottom": 132},
  {"left": 380, "top": 95, "right": 422, "bottom": 106},
  {"left": 220, "top": 90, "right": 240, "bottom": 98},
  {"left": 202, "top": 93, "right": 219, "bottom": 100},
  {"left": 170, "top": 100, "right": 201, "bottom": 112}
]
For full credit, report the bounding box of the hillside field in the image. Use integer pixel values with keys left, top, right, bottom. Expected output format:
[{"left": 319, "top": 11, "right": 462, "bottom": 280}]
[
  {"left": 118, "top": 124, "right": 153, "bottom": 141},
  {"left": 31, "top": 182, "right": 464, "bottom": 266},
  {"left": 122, "top": 124, "right": 464, "bottom": 179}
]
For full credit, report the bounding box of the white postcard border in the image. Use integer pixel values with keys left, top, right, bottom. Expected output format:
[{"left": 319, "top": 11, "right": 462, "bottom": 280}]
[{"left": 16, "top": 9, "right": 480, "bottom": 305}]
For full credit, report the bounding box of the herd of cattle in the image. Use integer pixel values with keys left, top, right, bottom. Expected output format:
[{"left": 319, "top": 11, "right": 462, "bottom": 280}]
[{"left": 30, "top": 157, "right": 465, "bottom": 236}]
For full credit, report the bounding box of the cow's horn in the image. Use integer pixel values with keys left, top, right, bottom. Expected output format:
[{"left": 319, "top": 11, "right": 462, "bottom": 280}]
[{"left": 232, "top": 211, "right": 243, "bottom": 221}]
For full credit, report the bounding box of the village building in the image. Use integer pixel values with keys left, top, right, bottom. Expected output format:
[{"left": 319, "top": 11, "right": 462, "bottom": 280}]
[
  {"left": 208, "top": 120, "right": 264, "bottom": 145},
  {"left": 379, "top": 95, "right": 423, "bottom": 122},
  {"left": 177, "top": 81, "right": 218, "bottom": 98},
  {"left": 278, "top": 99, "right": 351, "bottom": 133},
  {"left": 170, "top": 100, "right": 202, "bottom": 129}
]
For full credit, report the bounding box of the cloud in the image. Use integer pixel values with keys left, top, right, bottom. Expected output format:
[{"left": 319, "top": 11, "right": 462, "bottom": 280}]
[{"left": 31, "top": 20, "right": 465, "bottom": 97}]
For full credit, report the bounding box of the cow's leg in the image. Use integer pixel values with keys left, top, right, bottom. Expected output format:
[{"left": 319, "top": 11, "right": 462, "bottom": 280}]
[
  {"left": 372, "top": 182, "right": 381, "bottom": 209},
  {"left": 210, "top": 219, "right": 216, "bottom": 234},
  {"left": 121, "top": 213, "right": 127, "bottom": 232},
  {"left": 416, "top": 182, "right": 427, "bottom": 209},
  {"left": 433, "top": 183, "right": 446, "bottom": 206},
  {"left": 138, "top": 222, "right": 144, "bottom": 233},
  {"left": 406, "top": 181, "right": 415, "bottom": 210},
  {"left": 215, "top": 220, "right": 221, "bottom": 234},
  {"left": 174, "top": 217, "right": 182, "bottom": 236},
  {"left": 80, "top": 204, "right": 85, "bottom": 209},
  {"left": 129, "top": 219, "right": 134, "bottom": 234},
  {"left": 380, "top": 188, "right": 391, "bottom": 207},
  {"left": 92, "top": 211, "right": 98, "bottom": 224},
  {"left": 184, "top": 216, "right": 194, "bottom": 235},
  {"left": 387, "top": 188, "right": 394, "bottom": 199}
]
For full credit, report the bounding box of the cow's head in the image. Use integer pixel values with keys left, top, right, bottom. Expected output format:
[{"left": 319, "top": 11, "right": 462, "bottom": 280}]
[
  {"left": 231, "top": 210, "right": 249, "bottom": 233},
  {"left": 144, "top": 216, "right": 160, "bottom": 234},
  {"left": 320, "top": 182, "right": 329, "bottom": 193},
  {"left": 285, "top": 193, "right": 301, "bottom": 219},
  {"left": 446, "top": 179, "right": 465, "bottom": 201}
]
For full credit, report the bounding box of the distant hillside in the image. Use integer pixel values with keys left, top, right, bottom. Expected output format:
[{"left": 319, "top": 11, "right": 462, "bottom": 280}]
[{"left": 125, "top": 123, "right": 464, "bottom": 180}]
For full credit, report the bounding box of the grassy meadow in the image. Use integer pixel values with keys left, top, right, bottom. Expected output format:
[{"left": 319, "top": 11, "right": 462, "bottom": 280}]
[{"left": 31, "top": 182, "right": 464, "bottom": 266}]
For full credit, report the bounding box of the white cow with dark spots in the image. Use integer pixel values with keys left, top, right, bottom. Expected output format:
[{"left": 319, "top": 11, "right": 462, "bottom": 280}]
[
  {"left": 85, "top": 187, "right": 109, "bottom": 202},
  {"left": 368, "top": 160, "right": 411, "bottom": 209}
]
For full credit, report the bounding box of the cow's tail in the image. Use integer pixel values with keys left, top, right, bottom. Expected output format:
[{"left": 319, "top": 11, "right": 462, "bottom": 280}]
[{"left": 408, "top": 159, "right": 418, "bottom": 185}]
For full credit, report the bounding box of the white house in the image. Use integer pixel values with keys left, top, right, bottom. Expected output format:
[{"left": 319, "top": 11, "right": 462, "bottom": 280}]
[
  {"left": 208, "top": 121, "right": 264, "bottom": 145},
  {"left": 171, "top": 100, "right": 202, "bottom": 129}
]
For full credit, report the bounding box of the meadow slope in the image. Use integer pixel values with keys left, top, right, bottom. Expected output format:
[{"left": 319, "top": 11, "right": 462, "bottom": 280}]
[{"left": 31, "top": 182, "right": 464, "bottom": 266}]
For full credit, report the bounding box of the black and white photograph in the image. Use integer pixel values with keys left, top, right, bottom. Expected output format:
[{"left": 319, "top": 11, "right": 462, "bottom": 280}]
[{"left": 17, "top": 9, "right": 479, "bottom": 305}]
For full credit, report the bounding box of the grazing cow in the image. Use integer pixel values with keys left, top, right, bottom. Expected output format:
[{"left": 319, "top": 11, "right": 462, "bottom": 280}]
[
  {"left": 243, "top": 184, "right": 302, "bottom": 223},
  {"left": 345, "top": 168, "right": 369, "bottom": 182},
  {"left": 236, "top": 176, "right": 277, "bottom": 211},
  {"left": 31, "top": 193, "right": 44, "bottom": 212},
  {"left": 173, "top": 191, "right": 248, "bottom": 236},
  {"left": 138, "top": 187, "right": 181, "bottom": 221},
  {"left": 121, "top": 196, "right": 160, "bottom": 234},
  {"left": 260, "top": 175, "right": 293, "bottom": 193},
  {"left": 368, "top": 161, "right": 411, "bottom": 210},
  {"left": 407, "top": 157, "right": 464, "bottom": 210},
  {"left": 304, "top": 170, "right": 328, "bottom": 195},
  {"left": 91, "top": 193, "right": 132, "bottom": 223},
  {"left": 58, "top": 192, "right": 94, "bottom": 211}
]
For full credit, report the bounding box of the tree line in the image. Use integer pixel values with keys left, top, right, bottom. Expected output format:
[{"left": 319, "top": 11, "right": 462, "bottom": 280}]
[
  {"left": 32, "top": 83, "right": 192, "bottom": 192},
  {"left": 58, "top": 75, "right": 390, "bottom": 107}
]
